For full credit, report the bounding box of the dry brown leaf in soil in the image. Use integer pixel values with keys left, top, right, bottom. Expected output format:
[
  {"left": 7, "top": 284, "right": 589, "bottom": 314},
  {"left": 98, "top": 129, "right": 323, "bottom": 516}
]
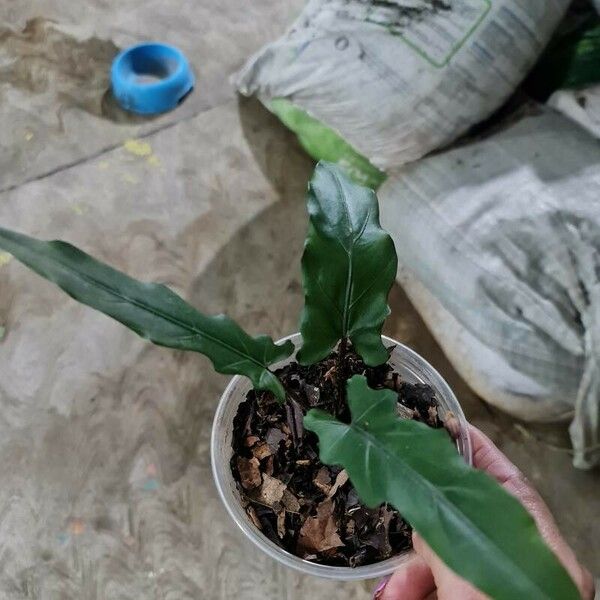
[
  {"left": 266, "top": 427, "right": 287, "bottom": 450},
  {"left": 277, "top": 510, "right": 286, "bottom": 539},
  {"left": 252, "top": 441, "right": 274, "bottom": 460},
  {"left": 253, "top": 473, "right": 287, "bottom": 507},
  {"left": 244, "top": 435, "right": 260, "bottom": 447},
  {"left": 397, "top": 404, "right": 416, "bottom": 420},
  {"left": 304, "top": 383, "right": 321, "bottom": 406},
  {"left": 346, "top": 519, "right": 355, "bottom": 536},
  {"left": 428, "top": 405, "right": 438, "bottom": 423},
  {"left": 264, "top": 455, "right": 275, "bottom": 476},
  {"left": 380, "top": 506, "right": 394, "bottom": 555},
  {"left": 328, "top": 470, "right": 349, "bottom": 498},
  {"left": 237, "top": 457, "right": 262, "bottom": 490},
  {"left": 298, "top": 498, "right": 344, "bottom": 555},
  {"left": 282, "top": 489, "right": 301, "bottom": 513},
  {"left": 246, "top": 505, "right": 262, "bottom": 530},
  {"left": 314, "top": 466, "right": 332, "bottom": 494},
  {"left": 323, "top": 365, "right": 336, "bottom": 383}
]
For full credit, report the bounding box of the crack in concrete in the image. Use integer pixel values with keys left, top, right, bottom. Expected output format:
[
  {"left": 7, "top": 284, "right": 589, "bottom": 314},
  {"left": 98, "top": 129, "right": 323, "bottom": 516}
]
[{"left": 0, "top": 105, "right": 209, "bottom": 195}]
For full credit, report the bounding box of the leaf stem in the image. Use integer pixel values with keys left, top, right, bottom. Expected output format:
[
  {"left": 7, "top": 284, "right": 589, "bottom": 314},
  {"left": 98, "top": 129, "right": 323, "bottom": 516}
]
[
  {"left": 336, "top": 337, "right": 348, "bottom": 416},
  {"left": 269, "top": 367, "right": 305, "bottom": 450},
  {"left": 285, "top": 395, "right": 304, "bottom": 450}
]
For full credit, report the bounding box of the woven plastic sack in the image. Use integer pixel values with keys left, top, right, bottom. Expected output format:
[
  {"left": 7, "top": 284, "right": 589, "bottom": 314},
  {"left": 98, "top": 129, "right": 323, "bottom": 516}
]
[
  {"left": 549, "top": 85, "right": 600, "bottom": 138},
  {"left": 380, "top": 107, "right": 600, "bottom": 469},
  {"left": 236, "top": 0, "right": 569, "bottom": 186}
]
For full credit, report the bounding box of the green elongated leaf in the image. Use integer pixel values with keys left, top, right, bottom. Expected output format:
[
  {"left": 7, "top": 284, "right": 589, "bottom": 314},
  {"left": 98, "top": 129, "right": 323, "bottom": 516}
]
[
  {"left": 305, "top": 376, "right": 580, "bottom": 600},
  {"left": 297, "top": 162, "right": 397, "bottom": 366},
  {"left": 0, "top": 226, "right": 293, "bottom": 399}
]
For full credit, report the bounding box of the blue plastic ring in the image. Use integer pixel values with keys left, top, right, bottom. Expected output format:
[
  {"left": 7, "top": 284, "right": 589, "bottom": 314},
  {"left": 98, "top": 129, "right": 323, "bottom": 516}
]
[{"left": 111, "top": 42, "right": 195, "bottom": 115}]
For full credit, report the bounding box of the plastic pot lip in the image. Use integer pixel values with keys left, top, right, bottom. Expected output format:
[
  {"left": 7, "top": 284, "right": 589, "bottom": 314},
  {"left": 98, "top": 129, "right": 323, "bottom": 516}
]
[{"left": 210, "top": 333, "right": 472, "bottom": 581}]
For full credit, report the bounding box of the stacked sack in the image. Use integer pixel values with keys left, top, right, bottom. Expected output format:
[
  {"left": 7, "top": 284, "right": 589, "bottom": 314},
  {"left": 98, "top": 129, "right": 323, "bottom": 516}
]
[
  {"left": 379, "top": 107, "right": 600, "bottom": 469},
  {"left": 236, "top": 0, "right": 570, "bottom": 182}
]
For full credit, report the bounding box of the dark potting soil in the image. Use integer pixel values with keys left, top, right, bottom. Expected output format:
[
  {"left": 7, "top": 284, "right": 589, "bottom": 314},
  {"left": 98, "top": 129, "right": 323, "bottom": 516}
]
[{"left": 230, "top": 345, "right": 450, "bottom": 568}]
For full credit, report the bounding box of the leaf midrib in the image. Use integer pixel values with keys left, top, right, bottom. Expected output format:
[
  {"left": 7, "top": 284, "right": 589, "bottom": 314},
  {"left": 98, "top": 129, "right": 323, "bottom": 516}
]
[
  {"left": 29, "top": 246, "right": 271, "bottom": 370},
  {"left": 329, "top": 170, "right": 371, "bottom": 336}
]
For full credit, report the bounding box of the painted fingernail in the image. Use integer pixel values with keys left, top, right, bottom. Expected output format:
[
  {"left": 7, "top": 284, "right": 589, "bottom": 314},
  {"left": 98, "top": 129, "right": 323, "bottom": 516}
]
[{"left": 373, "top": 576, "right": 390, "bottom": 599}]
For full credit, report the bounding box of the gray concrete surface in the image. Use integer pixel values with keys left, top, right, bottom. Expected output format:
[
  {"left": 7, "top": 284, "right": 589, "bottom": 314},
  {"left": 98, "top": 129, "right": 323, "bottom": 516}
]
[
  {"left": 0, "top": 2, "right": 598, "bottom": 599},
  {"left": 0, "top": 1, "right": 304, "bottom": 191}
]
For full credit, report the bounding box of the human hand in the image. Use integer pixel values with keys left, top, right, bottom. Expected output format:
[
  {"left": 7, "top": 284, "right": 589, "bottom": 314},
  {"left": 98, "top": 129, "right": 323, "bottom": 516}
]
[{"left": 374, "top": 425, "right": 595, "bottom": 600}]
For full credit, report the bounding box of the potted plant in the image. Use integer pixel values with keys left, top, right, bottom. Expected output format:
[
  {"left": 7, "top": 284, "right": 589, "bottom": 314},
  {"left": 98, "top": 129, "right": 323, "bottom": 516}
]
[{"left": 0, "top": 163, "right": 581, "bottom": 599}]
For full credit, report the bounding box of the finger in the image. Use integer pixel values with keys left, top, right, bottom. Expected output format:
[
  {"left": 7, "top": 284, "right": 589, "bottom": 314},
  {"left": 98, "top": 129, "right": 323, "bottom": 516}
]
[
  {"left": 375, "top": 553, "right": 435, "bottom": 600},
  {"left": 413, "top": 533, "right": 488, "bottom": 600},
  {"left": 469, "top": 424, "right": 527, "bottom": 488},
  {"left": 469, "top": 425, "right": 595, "bottom": 599},
  {"left": 470, "top": 425, "right": 553, "bottom": 517},
  {"left": 470, "top": 425, "right": 568, "bottom": 542}
]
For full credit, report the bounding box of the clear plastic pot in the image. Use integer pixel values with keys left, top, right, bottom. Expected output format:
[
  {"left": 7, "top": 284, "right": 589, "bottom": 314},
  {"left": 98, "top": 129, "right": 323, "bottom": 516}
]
[{"left": 211, "top": 334, "right": 472, "bottom": 581}]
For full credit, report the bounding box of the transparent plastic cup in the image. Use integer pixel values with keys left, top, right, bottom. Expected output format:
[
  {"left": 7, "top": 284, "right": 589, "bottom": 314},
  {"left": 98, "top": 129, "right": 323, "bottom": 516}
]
[{"left": 211, "top": 333, "right": 472, "bottom": 581}]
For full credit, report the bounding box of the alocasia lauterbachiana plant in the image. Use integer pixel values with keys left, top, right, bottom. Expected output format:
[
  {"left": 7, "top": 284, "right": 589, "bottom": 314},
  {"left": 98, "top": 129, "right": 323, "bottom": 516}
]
[{"left": 0, "top": 162, "right": 581, "bottom": 600}]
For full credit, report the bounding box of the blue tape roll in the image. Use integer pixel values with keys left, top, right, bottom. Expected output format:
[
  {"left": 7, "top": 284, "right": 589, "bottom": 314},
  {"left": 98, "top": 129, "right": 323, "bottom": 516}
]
[{"left": 111, "top": 42, "right": 195, "bottom": 115}]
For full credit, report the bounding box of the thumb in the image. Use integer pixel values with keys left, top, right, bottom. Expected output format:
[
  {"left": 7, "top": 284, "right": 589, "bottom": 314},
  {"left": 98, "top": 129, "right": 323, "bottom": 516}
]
[
  {"left": 412, "top": 532, "right": 488, "bottom": 600},
  {"left": 376, "top": 553, "right": 434, "bottom": 600}
]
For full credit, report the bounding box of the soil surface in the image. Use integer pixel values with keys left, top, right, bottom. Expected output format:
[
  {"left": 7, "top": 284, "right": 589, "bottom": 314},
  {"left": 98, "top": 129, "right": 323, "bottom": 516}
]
[{"left": 231, "top": 345, "right": 446, "bottom": 568}]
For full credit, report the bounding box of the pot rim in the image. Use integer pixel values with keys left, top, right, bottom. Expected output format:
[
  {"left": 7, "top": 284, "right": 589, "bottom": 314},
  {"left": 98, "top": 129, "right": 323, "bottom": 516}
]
[{"left": 210, "top": 333, "right": 472, "bottom": 580}]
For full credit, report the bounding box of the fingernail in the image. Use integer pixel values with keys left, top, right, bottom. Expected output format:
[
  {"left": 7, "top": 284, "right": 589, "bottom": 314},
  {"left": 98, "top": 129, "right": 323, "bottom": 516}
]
[{"left": 373, "top": 576, "right": 390, "bottom": 599}]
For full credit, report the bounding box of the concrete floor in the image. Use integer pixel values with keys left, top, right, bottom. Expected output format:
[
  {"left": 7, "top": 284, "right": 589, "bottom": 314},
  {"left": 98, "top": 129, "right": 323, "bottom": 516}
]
[{"left": 0, "top": 2, "right": 598, "bottom": 599}]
